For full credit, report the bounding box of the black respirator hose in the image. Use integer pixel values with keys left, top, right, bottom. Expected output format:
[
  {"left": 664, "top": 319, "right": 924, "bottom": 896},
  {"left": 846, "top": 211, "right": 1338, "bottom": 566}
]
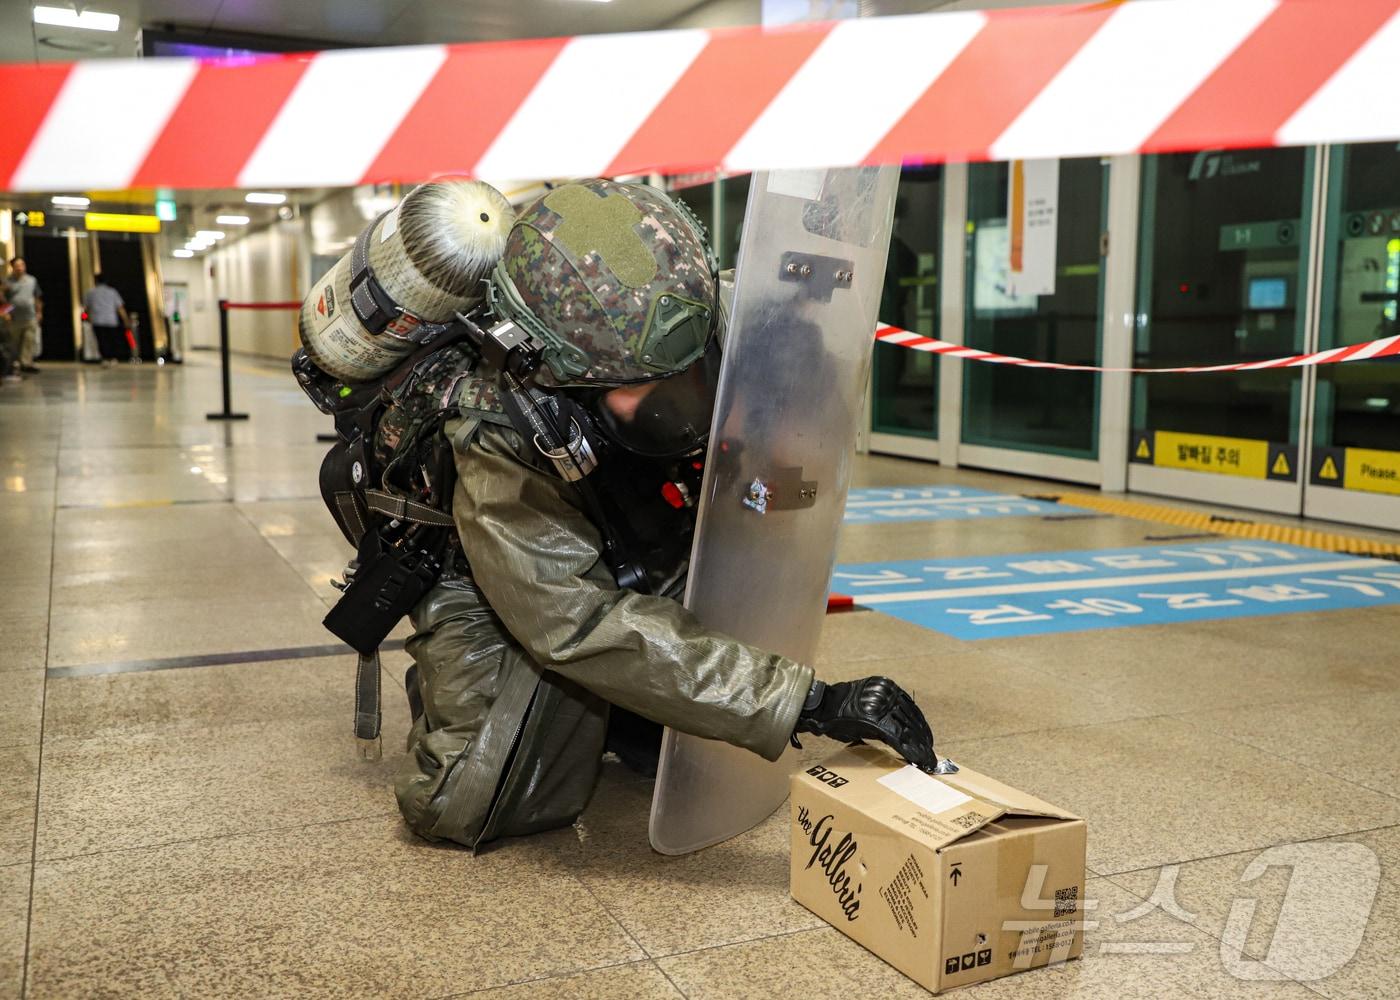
[{"left": 499, "top": 372, "right": 649, "bottom": 593}]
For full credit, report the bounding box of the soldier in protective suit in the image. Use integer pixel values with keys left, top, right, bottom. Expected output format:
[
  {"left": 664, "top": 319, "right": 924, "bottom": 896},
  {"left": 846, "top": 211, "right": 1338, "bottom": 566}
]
[{"left": 365, "top": 179, "right": 936, "bottom": 850}]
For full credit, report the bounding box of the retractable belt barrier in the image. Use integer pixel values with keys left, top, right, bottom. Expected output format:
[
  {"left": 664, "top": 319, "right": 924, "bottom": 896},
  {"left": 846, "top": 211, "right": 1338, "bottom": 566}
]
[
  {"left": 4, "top": 0, "right": 1400, "bottom": 190},
  {"left": 873, "top": 324, "right": 1400, "bottom": 374},
  {"left": 207, "top": 299, "right": 300, "bottom": 422}
]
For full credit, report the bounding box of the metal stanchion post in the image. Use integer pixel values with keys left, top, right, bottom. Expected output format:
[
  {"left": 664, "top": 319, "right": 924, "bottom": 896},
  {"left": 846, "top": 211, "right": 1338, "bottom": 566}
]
[{"left": 207, "top": 299, "right": 249, "bottom": 421}]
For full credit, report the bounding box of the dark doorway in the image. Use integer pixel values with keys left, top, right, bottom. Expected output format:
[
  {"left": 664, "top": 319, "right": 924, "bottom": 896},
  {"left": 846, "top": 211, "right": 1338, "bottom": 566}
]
[
  {"left": 19, "top": 234, "right": 75, "bottom": 361},
  {"left": 97, "top": 235, "right": 155, "bottom": 361}
]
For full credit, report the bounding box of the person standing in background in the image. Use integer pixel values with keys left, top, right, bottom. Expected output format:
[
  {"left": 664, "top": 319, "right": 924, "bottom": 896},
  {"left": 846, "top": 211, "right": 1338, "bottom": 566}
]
[
  {"left": 83, "top": 273, "right": 130, "bottom": 367},
  {"left": 0, "top": 280, "right": 16, "bottom": 384},
  {"left": 3, "top": 257, "right": 43, "bottom": 376}
]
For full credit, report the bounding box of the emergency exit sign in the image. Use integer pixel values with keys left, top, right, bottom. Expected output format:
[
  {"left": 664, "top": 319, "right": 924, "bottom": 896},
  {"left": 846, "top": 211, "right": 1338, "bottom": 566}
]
[{"left": 1219, "top": 219, "right": 1298, "bottom": 251}]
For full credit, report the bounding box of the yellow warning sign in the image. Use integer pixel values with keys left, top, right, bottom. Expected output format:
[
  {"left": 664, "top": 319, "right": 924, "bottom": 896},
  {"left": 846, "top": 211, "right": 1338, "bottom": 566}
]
[
  {"left": 1271, "top": 452, "right": 1291, "bottom": 477},
  {"left": 1318, "top": 455, "right": 1340, "bottom": 480},
  {"left": 1135, "top": 438, "right": 1151, "bottom": 459},
  {"left": 1343, "top": 447, "right": 1400, "bottom": 496},
  {"left": 1152, "top": 431, "right": 1269, "bottom": 479}
]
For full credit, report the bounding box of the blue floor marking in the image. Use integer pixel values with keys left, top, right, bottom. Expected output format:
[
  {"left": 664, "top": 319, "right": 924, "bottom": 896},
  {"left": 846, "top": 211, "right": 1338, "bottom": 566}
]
[
  {"left": 844, "top": 486, "right": 1065, "bottom": 524},
  {"left": 832, "top": 541, "right": 1400, "bottom": 639}
]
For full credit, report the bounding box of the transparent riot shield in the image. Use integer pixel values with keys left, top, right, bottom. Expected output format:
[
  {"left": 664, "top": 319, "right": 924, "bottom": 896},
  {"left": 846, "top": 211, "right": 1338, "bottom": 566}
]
[{"left": 649, "top": 166, "right": 900, "bottom": 855}]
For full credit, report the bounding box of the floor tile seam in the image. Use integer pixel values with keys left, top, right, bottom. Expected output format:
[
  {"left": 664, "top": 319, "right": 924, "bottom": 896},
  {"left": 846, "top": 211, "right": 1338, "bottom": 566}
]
[
  {"left": 555, "top": 866, "right": 697, "bottom": 999},
  {"left": 37, "top": 709, "right": 391, "bottom": 749},
  {"left": 933, "top": 706, "right": 1225, "bottom": 756},
  {"left": 1093, "top": 820, "right": 1400, "bottom": 880},
  {"left": 30, "top": 809, "right": 404, "bottom": 867},
  {"left": 23, "top": 409, "right": 62, "bottom": 1000},
  {"left": 432, "top": 958, "right": 672, "bottom": 1000},
  {"left": 840, "top": 617, "right": 1400, "bottom": 698},
  {"left": 55, "top": 494, "right": 322, "bottom": 512},
  {"left": 814, "top": 641, "right": 1189, "bottom": 720},
  {"left": 44, "top": 640, "right": 401, "bottom": 679},
  {"left": 1163, "top": 712, "right": 1400, "bottom": 804},
  {"left": 937, "top": 685, "right": 1400, "bottom": 754},
  {"left": 230, "top": 500, "right": 348, "bottom": 608},
  {"left": 565, "top": 864, "right": 655, "bottom": 962},
  {"left": 1162, "top": 686, "right": 1400, "bottom": 734},
  {"left": 1094, "top": 869, "right": 1345, "bottom": 995},
  {"left": 1113, "top": 686, "right": 1400, "bottom": 735},
  {"left": 646, "top": 924, "right": 825, "bottom": 965},
  {"left": 651, "top": 960, "right": 692, "bottom": 999}
]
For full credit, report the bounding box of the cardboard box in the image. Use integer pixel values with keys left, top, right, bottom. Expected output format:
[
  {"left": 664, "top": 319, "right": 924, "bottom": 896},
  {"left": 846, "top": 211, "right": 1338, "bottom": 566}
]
[{"left": 790, "top": 746, "right": 1086, "bottom": 994}]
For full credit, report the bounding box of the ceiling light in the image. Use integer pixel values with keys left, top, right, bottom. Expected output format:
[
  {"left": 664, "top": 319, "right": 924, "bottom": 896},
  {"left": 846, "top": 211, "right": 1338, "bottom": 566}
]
[
  {"left": 172, "top": 249, "right": 194, "bottom": 258},
  {"left": 195, "top": 230, "right": 226, "bottom": 240},
  {"left": 215, "top": 215, "right": 249, "bottom": 225},
  {"left": 244, "top": 192, "right": 286, "bottom": 205},
  {"left": 35, "top": 35, "right": 113, "bottom": 53},
  {"left": 51, "top": 195, "right": 90, "bottom": 208},
  {"left": 33, "top": 5, "right": 120, "bottom": 31}
]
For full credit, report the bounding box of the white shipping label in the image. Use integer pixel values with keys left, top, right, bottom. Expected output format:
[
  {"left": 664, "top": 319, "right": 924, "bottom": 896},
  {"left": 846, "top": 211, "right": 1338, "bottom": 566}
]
[
  {"left": 878, "top": 765, "right": 974, "bottom": 815},
  {"left": 766, "top": 169, "right": 826, "bottom": 201},
  {"left": 379, "top": 206, "right": 400, "bottom": 243}
]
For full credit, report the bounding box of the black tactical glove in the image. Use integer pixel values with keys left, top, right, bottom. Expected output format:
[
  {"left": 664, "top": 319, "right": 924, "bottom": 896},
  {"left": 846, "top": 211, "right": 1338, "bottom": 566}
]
[{"left": 793, "top": 676, "right": 937, "bottom": 773}]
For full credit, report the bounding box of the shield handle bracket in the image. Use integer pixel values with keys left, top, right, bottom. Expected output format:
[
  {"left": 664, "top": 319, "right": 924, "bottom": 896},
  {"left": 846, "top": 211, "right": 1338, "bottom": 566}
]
[
  {"left": 778, "top": 251, "right": 855, "bottom": 302},
  {"left": 742, "top": 468, "right": 818, "bottom": 514}
]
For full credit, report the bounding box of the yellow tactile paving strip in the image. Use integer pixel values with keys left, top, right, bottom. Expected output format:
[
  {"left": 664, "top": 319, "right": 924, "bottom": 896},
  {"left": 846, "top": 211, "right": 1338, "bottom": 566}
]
[{"left": 1038, "top": 492, "right": 1400, "bottom": 557}]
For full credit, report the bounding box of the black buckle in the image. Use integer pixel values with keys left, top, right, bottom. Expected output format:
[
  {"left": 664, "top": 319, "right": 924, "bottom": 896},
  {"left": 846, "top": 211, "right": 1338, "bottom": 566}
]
[
  {"left": 458, "top": 314, "right": 544, "bottom": 378},
  {"left": 348, "top": 218, "right": 403, "bottom": 335}
]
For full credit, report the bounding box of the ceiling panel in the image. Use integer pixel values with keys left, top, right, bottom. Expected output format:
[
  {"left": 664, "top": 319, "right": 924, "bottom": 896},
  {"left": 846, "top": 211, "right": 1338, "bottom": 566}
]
[
  {"left": 382, "top": 0, "right": 708, "bottom": 44},
  {"left": 202, "top": 0, "right": 416, "bottom": 46},
  {"left": 0, "top": 0, "right": 145, "bottom": 63},
  {"left": 0, "top": 0, "right": 731, "bottom": 64}
]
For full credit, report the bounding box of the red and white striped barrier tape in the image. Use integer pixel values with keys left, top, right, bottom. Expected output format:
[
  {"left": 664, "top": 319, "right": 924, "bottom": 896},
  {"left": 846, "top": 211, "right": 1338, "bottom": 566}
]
[
  {"left": 874, "top": 324, "right": 1400, "bottom": 373},
  {"left": 4, "top": 0, "right": 1400, "bottom": 191}
]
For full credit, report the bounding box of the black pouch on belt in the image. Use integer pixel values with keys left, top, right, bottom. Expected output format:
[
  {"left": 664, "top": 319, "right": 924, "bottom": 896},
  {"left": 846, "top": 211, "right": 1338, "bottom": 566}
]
[{"left": 323, "top": 531, "right": 445, "bottom": 656}]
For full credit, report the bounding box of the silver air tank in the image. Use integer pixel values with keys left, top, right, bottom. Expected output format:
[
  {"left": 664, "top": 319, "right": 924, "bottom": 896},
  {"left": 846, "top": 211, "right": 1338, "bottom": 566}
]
[{"left": 299, "top": 179, "right": 513, "bottom": 383}]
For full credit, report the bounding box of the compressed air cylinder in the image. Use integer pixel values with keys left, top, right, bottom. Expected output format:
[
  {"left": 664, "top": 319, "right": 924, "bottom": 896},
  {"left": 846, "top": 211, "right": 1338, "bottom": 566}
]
[{"left": 299, "top": 179, "right": 513, "bottom": 383}]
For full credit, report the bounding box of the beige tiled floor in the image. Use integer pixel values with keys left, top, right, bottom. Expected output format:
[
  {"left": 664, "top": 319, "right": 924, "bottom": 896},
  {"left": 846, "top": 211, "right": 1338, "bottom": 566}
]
[
  {"left": 2, "top": 360, "right": 1399, "bottom": 999},
  {"left": 653, "top": 880, "right": 1327, "bottom": 999}
]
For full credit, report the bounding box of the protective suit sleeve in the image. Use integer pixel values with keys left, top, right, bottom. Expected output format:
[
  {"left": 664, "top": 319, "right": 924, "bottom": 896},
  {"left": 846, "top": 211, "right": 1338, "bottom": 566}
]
[{"left": 450, "top": 421, "right": 812, "bottom": 762}]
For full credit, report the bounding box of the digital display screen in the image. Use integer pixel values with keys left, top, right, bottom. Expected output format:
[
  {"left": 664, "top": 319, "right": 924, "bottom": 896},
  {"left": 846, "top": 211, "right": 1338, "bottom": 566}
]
[
  {"left": 1248, "top": 277, "right": 1288, "bottom": 310},
  {"left": 147, "top": 41, "right": 271, "bottom": 62}
]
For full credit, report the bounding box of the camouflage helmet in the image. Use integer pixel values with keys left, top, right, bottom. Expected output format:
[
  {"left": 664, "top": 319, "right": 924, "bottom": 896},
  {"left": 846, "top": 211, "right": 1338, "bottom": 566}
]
[{"left": 489, "top": 179, "right": 718, "bottom": 386}]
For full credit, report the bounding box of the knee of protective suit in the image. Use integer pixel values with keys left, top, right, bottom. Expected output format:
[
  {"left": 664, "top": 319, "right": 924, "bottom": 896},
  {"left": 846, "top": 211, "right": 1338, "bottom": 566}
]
[
  {"left": 393, "top": 717, "right": 480, "bottom": 847},
  {"left": 405, "top": 580, "right": 509, "bottom": 731},
  {"left": 392, "top": 581, "right": 510, "bottom": 847}
]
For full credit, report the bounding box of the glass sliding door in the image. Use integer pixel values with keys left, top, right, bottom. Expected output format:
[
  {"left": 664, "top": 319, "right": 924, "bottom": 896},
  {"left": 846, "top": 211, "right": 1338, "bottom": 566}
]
[
  {"left": 1129, "top": 147, "right": 1314, "bottom": 513},
  {"left": 959, "top": 157, "right": 1105, "bottom": 481},
  {"left": 717, "top": 173, "right": 749, "bottom": 271},
  {"left": 1306, "top": 142, "right": 1400, "bottom": 527},
  {"left": 871, "top": 166, "right": 943, "bottom": 447},
  {"left": 671, "top": 176, "right": 717, "bottom": 245},
  {"left": 668, "top": 172, "right": 748, "bottom": 271}
]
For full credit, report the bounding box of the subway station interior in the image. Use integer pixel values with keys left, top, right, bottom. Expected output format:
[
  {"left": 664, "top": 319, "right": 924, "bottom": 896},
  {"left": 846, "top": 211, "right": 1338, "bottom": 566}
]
[{"left": 3, "top": 1, "right": 1400, "bottom": 998}]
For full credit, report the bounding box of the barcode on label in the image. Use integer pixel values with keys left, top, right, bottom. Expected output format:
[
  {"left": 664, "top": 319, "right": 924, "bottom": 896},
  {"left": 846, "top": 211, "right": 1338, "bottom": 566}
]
[
  {"left": 951, "top": 811, "right": 988, "bottom": 831},
  {"left": 1054, "top": 886, "right": 1078, "bottom": 918}
]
